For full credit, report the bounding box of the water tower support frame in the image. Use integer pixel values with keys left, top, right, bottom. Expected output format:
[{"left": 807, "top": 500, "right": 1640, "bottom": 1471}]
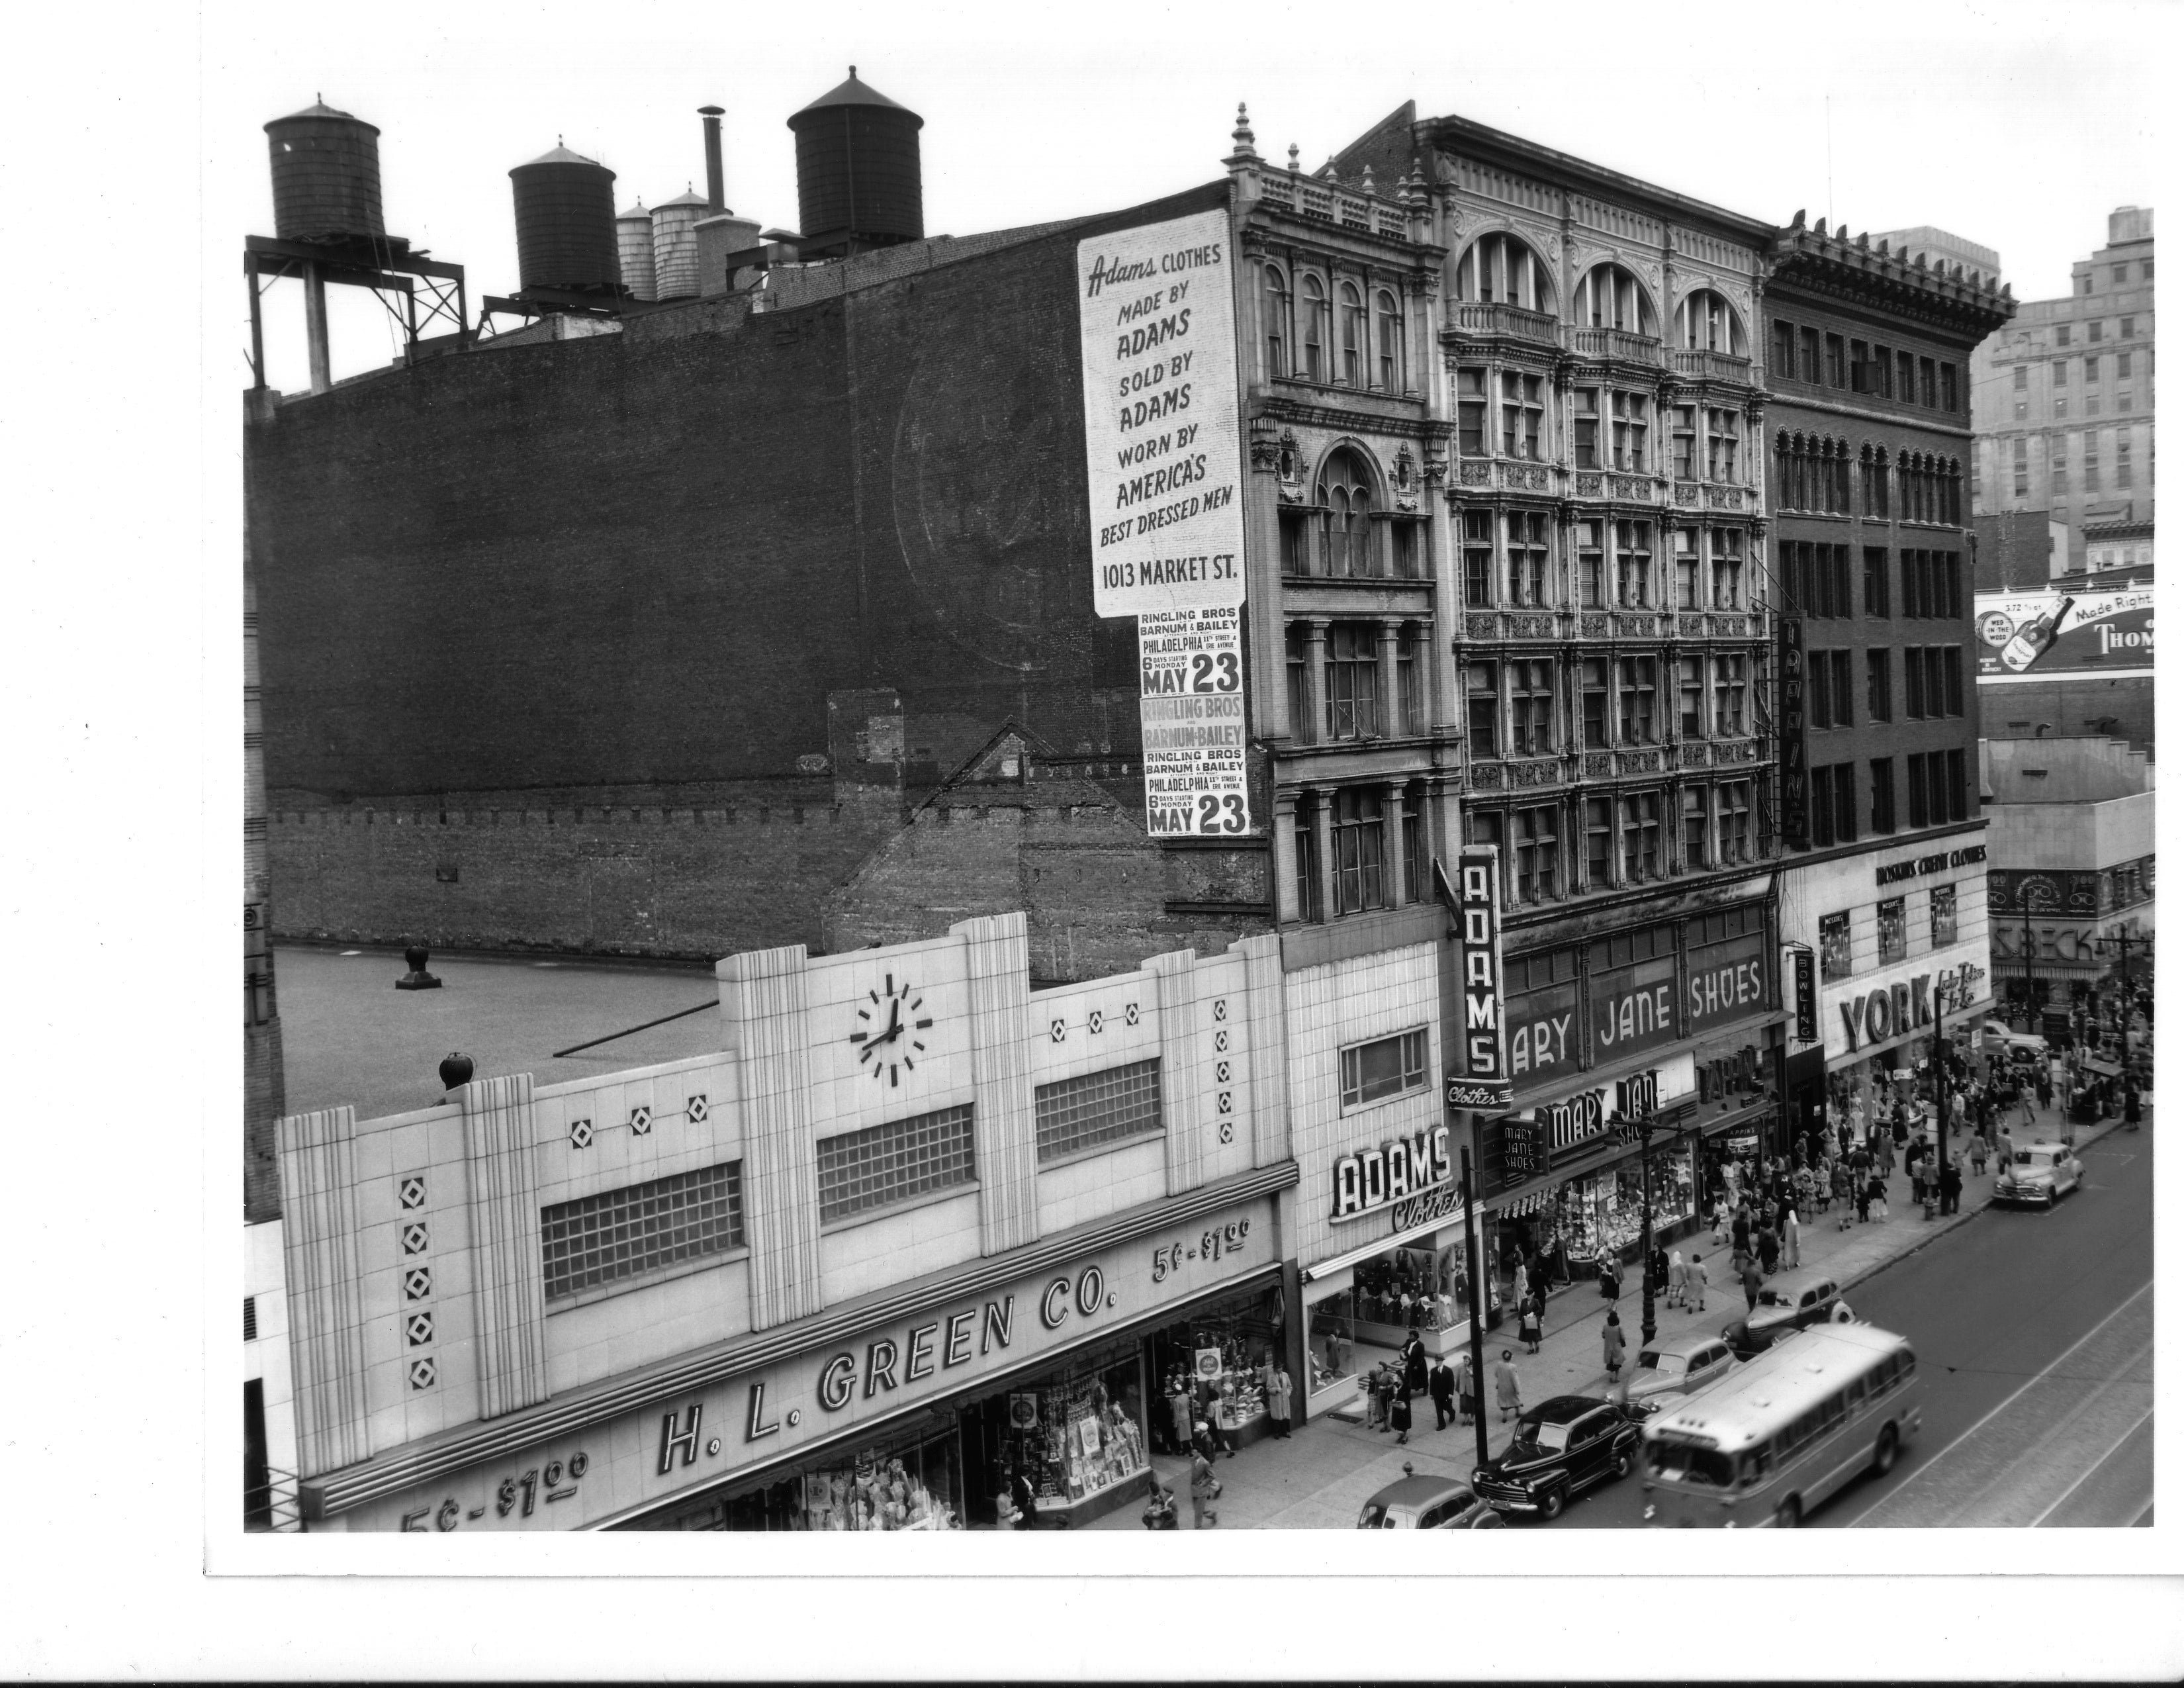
[{"left": 244, "top": 234, "right": 468, "bottom": 390}]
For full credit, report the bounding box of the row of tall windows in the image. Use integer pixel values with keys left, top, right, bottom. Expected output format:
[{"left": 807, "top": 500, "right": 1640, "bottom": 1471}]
[
  {"left": 1786, "top": 544, "right": 1958, "bottom": 620},
  {"left": 1263, "top": 265, "right": 1407, "bottom": 390},
  {"left": 1808, "top": 647, "right": 1963, "bottom": 731},
  {"left": 1459, "top": 374, "right": 1747, "bottom": 477},
  {"left": 1457, "top": 514, "right": 1747, "bottom": 611},
  {"left": 1467, "top": 780, "right": 1755, "bottom": 901},
  {"left": 1466, "top": 652, "right": 1749, "bottom": 757},
  {"left": 1284, "top": 621, "right": 1426, "bottom": 742},
  {"left": 1451, "top": 232, "right": 1749, "bottom": 358},
  {"left": 1292, "top": 786, "right": 1430, "bottom": 921},
  {"left": 1809, "top": 750, "right": 1968, "bottom": 847},
  {"left": 1769, "top": 320, "right": 1962, "bottom": 413}
]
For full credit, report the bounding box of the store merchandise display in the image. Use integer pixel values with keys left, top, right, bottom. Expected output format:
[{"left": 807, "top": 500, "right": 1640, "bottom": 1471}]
[
  {"left": 799, "top": 1454, "right": 959, "bottom": 1532},
  {"left": 1012, "top": 1371, "right": 1150, "bottom": 1514}
]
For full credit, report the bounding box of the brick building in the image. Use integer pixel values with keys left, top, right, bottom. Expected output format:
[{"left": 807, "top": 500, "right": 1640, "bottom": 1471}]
[{"left": 1758, "top": 213, "right": 2016, "bottom": 1144}]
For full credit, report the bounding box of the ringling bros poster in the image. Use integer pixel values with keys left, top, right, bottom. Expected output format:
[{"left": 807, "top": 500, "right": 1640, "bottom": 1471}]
[
  {"left": 1973, "top": 586, "right": 2154, "bottom": 681},
  {"left": 1078, "top": 207, "right": 1250, "bottom": 837}
]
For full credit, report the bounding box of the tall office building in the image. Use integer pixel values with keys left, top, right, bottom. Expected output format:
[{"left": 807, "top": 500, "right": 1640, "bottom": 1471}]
[{"left": 1967, "top": 207, "right": 2155, "bottom": 572}]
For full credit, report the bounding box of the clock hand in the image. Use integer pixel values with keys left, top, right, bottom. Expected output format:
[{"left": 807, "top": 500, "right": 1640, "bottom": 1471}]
[{"left": 884, "top": 999, "right": 903, "bottom": 1042}]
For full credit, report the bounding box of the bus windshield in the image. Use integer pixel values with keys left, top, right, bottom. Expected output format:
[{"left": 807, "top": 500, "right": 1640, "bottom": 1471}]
[{"left": 1645, "top": 1433, "right": 1735, "bottom": 1487}]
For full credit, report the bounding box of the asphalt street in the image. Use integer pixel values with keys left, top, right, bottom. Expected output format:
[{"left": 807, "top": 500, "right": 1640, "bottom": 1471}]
[{"left": 1522, "top": 1125, "right": 2154, "bottom": 1530}]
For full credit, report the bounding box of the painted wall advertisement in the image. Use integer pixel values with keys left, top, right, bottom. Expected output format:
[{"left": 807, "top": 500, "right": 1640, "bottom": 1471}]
[
  {"left": 1077, "top": 207, "right": 1244, "bottom": 618},
  {"left": 1138, "top": 605, "right": 1249, "bottom": 836},
  {"left": 1974, "top": 588, "right": 2153, "bottom": 680}
]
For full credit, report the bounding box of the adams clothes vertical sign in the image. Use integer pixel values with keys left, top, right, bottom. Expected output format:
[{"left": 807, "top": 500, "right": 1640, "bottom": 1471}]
[
  {"left": 1079, "top": 207, "right": 1251, "bottom": 837},
  {"left": 1441, "top": 848, "right": 1513, "bottom": 1111}
]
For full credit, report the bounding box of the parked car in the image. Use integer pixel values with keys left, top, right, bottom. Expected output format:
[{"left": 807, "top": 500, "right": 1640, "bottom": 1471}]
[
  {"left": 1991, "top": 1141, "right": 2083, "bottom": 1208},
  {"left": 1471, "top": 1394, "right": 1641, "bottom": 1521},
  {"left": 1727, "top": 1271, "right": 1852, "bottom": 1348},
  {"left": 1625, "top": 1333, "right": 1737, "bottom": 1401},
  {"left": 1355, "top": 1470, "right": 1505, "bottom": 1529}
]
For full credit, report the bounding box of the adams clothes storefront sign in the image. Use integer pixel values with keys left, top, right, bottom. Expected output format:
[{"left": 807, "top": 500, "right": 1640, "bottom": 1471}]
[
  {"left": 1823, "top": 942, "right": 1991, "bottom": 1062},
  {"left": 312, "top": 1190, "right": 1281, "bottom": 1532}
]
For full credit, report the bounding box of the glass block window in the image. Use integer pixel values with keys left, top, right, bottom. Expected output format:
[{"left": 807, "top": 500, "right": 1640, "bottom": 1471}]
[
  {"left": 1340, "top": 1027, "right": 1430, "bottom": 1109},
  {"left": 817, "top": 1105, "right": 976, "bottom": 1223},
  {"left": 541, "top": 1161, "right": 743, "bottom": 1301},
  {"left": 1035, "top": 1059, "right": 1163, "bottom": 1162}
]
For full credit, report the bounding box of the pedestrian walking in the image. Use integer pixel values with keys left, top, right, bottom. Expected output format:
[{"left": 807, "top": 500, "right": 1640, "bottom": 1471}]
[
  {"left": 1139, "top": 1476, "right": 1177, "bottom": 1530},
  {"left": 1188, "top": 1446, "right": 1222, "bottom": 1528},
  {"left": 1493, "top": 1350, "right": 1524, "bottom": 1423},
  {"left": 1755, "top": 1224, "right": 1780, "bottom": 1276},
  {"left": 1267, "top": 1364, "right": 1293, "bottom": 1438},
  {"left": 1867, "top": 1173, "right": 1889, "bottom": 1221},
  {"left": 1598, "top": 1250, "right": 1622, "bottom": 1300},
  {"left": 1686, "top": 1253, "right": 1709, "bottom": 1311},
  {"left": 1832, "top": 1160, "right": 1853, "bottom": 1228},
  {"left": 1784, "top": 1207, "right": 1801, "bottom": 1268},
  {"left": 1602, "top": 1311, "right": 1626, "bottom": 1383},
  {"left": 1519, "top": 1293, "right": 1543, "bottom": 1353},
  {"left": 1009, "top": 1464, "right": 1038, "bottom": 1530},
  {"left": 1166, "top": 1382, "right": 1194, "bottom": 1455},
  {"left": 1428, "top": 1357, "right": 1455, "bottom": 1431},
  {"left": 1939, "top": 1156, "right": 1963, "bottom": 1216},
  {"left": 1458, "top": 1350, "right": 1480, "bottom": 1427},
  {"left": 1667, "top": 1246, "right": 1686, "bottom": 1308},
  {"left": 1373, "top": 1366, "right": 1396, "bottom": 1436},
  {"left": 1708, "top": 1199, "right": 1726, "bottom": 1245},
  {"left": 1390, "top": 1387, "right": 1413, "bottom": 1446},
  {"left": 1741, "top": 1256, "right": 1764, "bottom": 1311},
  {"left": 1212, "top": 1388, "right": 1240, "bottom": 1457},
  {"left": 1907, "top": 1145, "right": 1928, "bottom": 1207},
  {"left": 1650, "top": 1244, "right": 1669, "bottom": 1299},
  {"left": 1512, "top": 1258, "right": 1529, "bottom": 1311},
  {"left": 2124, "top": 1082, "right": 2142, "bottom": 1131},
  {"left": 1401, "top": 1331, "right": 1428, "bottom": 1397},
  {"left": 1970, "top": 1131, "right": 1988, "bottom": 1177}
]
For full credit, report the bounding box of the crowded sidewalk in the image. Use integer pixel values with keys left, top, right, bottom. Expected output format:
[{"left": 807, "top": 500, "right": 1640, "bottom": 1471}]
[{"left": 1087, "top": 1090, "right": 2138, "bottom": 1530}]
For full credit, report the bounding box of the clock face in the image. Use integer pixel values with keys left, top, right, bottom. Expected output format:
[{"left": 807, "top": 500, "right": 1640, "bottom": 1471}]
[{"left": 848, "top": 972, "right": 934, "bottom": 1088}]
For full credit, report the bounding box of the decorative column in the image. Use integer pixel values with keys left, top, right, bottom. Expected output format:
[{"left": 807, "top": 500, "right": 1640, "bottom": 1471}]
[
  {"left": 955, "top": 912, "right": 1040, "bottom": 1256},
  {"left": 1237, "top": 932, "right": 1291, "bottom": 1168},
  {"left": 1148, "top": 948, "right": 1206, "bottom": 1197},
  {"left": 459, "top": 1073, "right": 549, "bottom": 1421},
  {"left": 1301, "top": 617, "right": 1330, "bottom": 745},
  {"left": 718, "top": 944, "right": 823, "bottom": 1332},
  {"left": 1310, "top": 783, "right": 1337, "bottom": 921},
  {"left": 276, "top": 1104, "right": 370, "bottom": 1479},
  {"left": 1375, "top": 617, "right": 1402, "bottom": 739},
  {"left": 1271, "top": 786, "right": 1302, "bottom": 924},
  {"left": 1382, "top": 779, "right": 1410, "bottom": 907}
]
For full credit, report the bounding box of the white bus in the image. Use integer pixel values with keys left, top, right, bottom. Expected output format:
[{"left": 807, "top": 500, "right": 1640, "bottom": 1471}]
[{"left": 1639, "top": 1322, "right": 1922, "bottom": 1527}]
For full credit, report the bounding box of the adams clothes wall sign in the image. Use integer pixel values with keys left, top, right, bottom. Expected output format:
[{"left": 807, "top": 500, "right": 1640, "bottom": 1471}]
[
  {"left": 1823, "top": 942, "right": 1992, "bottom": 1063},
  {"left": 1328, "top": 1123, "right": 1455, "bottom": 1224},
  {"left": 317, "top": 1193, "right": 1278, "bottom": 1531},
  {"left": 1078, "top": 207, "right": 1246, "bottom": 618},
  {"left": 1441, "top": 847, "right": 1513, "bottom": 1109},
  {"left": 1974, "top": 588, "right": 2154, "bottom": 680}
]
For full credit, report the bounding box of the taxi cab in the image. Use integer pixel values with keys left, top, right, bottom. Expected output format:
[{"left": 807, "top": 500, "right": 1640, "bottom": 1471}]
[{"left": 1991, "top": 1141, "right": 2083, "bottom": 1208}]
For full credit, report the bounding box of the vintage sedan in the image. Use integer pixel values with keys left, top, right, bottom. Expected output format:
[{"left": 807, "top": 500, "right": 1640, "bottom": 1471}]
[
  {"left": 1981, "top": 1019, "right": 2052, "bottom": 1062},
  {"left": 1731, "top": 1271, "right": 1852, "bottom": 1348},
  {"left": 1991, "top": 1141, "right": 2083, "bottom": 1208},
  {"left": 1471, "top": 1395, "right": 1641, "bottom": 1521},
  {"left": 1626, "top": 1333, "right": 1737, "bottom": 1401},
  {"left": 1355, "top": 1469, "right": 1506, "bottom": 1529}
]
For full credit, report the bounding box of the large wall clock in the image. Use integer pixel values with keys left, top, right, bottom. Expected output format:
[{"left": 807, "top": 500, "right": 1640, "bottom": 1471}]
[{"left": 847, "top": 972, "right": 933, "bottom": 1088}]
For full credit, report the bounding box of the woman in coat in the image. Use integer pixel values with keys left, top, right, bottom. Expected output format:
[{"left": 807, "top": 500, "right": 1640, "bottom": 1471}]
[
  {"left": 1602, "top": 1311, "right": 1627, "bottom": 1383},
  {"left": 1265, "top": 1365, "right": 1293, "bottom": 1438},
  {"left": 1401, "top": 1331, "right": 1429, "bottom": 1397},
  {"left": 1457, "top": 1351, "right": 1480, "bottom": 1425},
  {"left": 1492, "top": 1350, "right": 1524, "bottom": 1423},
  {"left": 1390, "top": 1387, "right": 1413, "bottom": 1446},
  {"left": 1518, "top": 1292, "right": 1543, "bottom": 1354}
]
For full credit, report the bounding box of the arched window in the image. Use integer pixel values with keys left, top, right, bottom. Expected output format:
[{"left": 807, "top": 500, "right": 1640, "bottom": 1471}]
[
  {"left": 1676, "top": 289, "right": 1747, "bottom": 356},
  {"left": 1774, "top": 431, "right": 1792, "bottom": 511},
  {"left": 1375, "top": 289, "right": 1404, "bottom": 391},
  {"left": 1575, "top": 263, "right": 1657, "bottom": 336},
  {"left": 1453, "top": 233, "right": 1556, "bottom": 312},
  {"left": 1316, "top": 446, "right": 1378, "bottom": 578},
  {"left": 1340, "top": 282, "right": 1367, "bottom": 387},
  {"left": 1300, "top": 274, "right": 1329, "bottom": 383},
  {"left": 1261, "top": 264, "right": 1291, "bottom": 379}
]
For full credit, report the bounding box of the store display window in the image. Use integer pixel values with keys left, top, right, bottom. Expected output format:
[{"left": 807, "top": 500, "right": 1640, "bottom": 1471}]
[
  {"left": 996, "top": 1335, "right": 1150, "bottom": 1517},
  {"left": 1819, "top": 911, "right": 1852, "bottom": 981},
  {"left": 1308, "top": 1291, "right": 1357, "bottom": 1397},
  {"left": 647, "top": 1415, "right": 963, "bottom": 1532},
  {"left": 1152, "top": 1287, "right": 1279, "bottom": 1446}
]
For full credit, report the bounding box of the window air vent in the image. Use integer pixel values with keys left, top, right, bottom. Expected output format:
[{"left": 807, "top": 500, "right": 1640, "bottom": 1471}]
[{"left": 244, "top": 1295, "right": 259, "bottom": 1342}]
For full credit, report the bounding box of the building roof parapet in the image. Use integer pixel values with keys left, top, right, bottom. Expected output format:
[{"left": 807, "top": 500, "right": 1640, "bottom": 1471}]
[{"left": 1767, "top": 212, "right": 2017, "bottom": 336}]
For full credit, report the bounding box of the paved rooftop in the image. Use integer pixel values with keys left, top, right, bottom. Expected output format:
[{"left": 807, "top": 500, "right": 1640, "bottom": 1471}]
[{"left": 275, "top": 943, "right": 726, "bottom": 1123}]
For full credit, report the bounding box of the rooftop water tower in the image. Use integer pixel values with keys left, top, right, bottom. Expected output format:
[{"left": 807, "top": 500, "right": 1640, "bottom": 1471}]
[
  {"left": 508, "top": 144, "right": 621, "bottom": 296},
  {"left": 786, "top": 67, "right": 924, "bottom": 258}
]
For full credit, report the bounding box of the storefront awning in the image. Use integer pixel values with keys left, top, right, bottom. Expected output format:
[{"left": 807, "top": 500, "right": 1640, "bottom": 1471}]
[{"left": 1302, "top": 1204, "right": 1482, "bottom": 1284}]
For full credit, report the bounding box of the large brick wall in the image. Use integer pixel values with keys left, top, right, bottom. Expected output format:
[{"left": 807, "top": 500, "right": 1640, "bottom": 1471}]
[
  {"left": 245, "top": 181, "right": 1231, "bottom": 801},
  {"left": 1978, "top": 676, "right": 2156, "bottom": 755},
  {"left": 272, "top": 785, "right": 902, "bottom": 959}
]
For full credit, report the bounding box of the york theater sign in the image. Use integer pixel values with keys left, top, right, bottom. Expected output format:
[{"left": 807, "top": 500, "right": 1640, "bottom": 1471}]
[{"left": 1831, "top": 959, "right": 1987, "bottom": 1056}]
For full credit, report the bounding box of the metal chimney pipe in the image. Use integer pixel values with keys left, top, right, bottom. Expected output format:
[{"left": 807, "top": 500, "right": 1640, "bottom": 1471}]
[{"left": 699, "top": 105, "right": 725, "bottom": 212}]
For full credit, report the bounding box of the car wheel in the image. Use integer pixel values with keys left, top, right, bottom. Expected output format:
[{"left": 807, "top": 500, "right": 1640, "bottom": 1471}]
[
  {"left": 1537, "top": 1486, "right": 1565, "bottom": 1521},
  {"left": 1872, "top": 1424, "right": 1899, "bottom": 1477},
  {"left": 1611, "top": 1448, "right": 1634, "bottom": 1481},
  {"left": 1774, "top": 1495, "right": 1802, "bottom": 1529}
]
